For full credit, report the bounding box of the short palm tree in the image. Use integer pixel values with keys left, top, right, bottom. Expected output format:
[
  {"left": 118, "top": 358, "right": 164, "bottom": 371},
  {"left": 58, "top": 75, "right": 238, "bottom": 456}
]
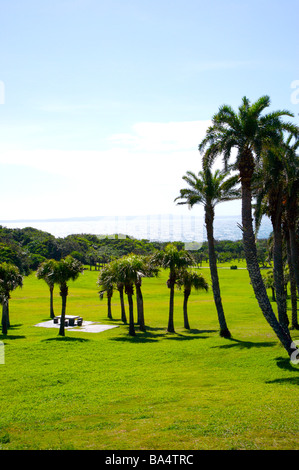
[
  {"left": 199, "top": 95, "right": 298, "bottom": 356},
  {"left": 36, "top": 259, "right": 57, "bottom": 318},
  {"left": 0, "top": 262, "right": 23, "bottom": 335},
  {"left": 176, "top": 269, "right": 208, "bottom": 329},
  {"left": 175, "top": 167, "right": 239, "bottom": 337},
  {"left": 54, "top": 256, "right": 84, "bottom": 337},
  {"left": 262, "top": 270, "right": 276, "bottom": 302},
  {"left": 151, "top": 244, "right": 194, "bottom": 333},
  {"left": 116, "top": 256, "right": 140, "bottom": 336},
  {"left": 97, "top": 264, "right": 114, "bottom": 320},
  {"left": 103, "top": 258, "right": 128, "bottom": 324}
]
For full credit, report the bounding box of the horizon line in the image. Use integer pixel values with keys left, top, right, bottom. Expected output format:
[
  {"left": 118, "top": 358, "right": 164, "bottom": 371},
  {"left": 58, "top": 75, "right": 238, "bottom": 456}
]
[{"left": 0, "top": 213, "right": 248, "bottom": 224}]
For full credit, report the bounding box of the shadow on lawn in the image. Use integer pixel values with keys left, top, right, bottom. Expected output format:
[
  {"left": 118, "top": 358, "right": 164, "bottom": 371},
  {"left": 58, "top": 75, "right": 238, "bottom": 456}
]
[
  {"left": 265, "top": 357, "right": 299, "bottom": 385},
  {"left": 110, "top": 327, "right": 216, "bottom": 343},
  {"left": 213, "top": 337, "right": 276, "bottom": 350},
  {"left": 0, "top": 334, "right": 26, "bottom": 341},
  {"left": 0, "top": 323, "right": 26, "bottom": 341},
  {"left": 42, "top": 336, "right": 89, "bottom": 343}
]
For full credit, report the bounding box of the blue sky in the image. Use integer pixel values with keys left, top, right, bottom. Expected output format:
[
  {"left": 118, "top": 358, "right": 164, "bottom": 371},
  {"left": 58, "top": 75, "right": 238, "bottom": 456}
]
[{"left": 0, "top": 0, "right": 298, "bottom": 221}]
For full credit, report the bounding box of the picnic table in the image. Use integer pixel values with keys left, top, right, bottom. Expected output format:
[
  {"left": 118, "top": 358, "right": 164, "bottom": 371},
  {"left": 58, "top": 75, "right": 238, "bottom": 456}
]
[{"left": 53, "top": 315, "right": 83, "bottom": 327}]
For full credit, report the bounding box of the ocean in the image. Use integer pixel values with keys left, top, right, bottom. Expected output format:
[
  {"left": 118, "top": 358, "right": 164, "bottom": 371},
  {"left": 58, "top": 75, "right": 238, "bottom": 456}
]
[{"left": 0, "top": 214, "right": 273, "bottom": 244}]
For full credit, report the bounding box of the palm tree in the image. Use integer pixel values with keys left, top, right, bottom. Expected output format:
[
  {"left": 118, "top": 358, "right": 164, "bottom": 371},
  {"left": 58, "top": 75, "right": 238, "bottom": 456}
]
[
  {"left": 101, "top": 258, "right": 128, "bottom": 324},
  {"left": 199, "top": 95, "right": 298, "bottom": 356},
  {"left": 54, "top": 256, "right": 84, "bottom": 337},
  {"left": 116, "top": 256, "right": 139, "bottom": 336},
  {"left": 262, "top": 270, "right": 276, "bottom": 302},
  {"left": 176, "top": 269, "right": 209, "bottom": 329},
  {"left": 175, "top": 167, "right": 239, "bottom": 337},
  {"left": 36, "top": 259, "right": 57, "bottom": 318},
  {"left": 0, "top": 262, "right": 23, "bottom": 335},
  {"left": 151, "top": 244, "right": 194, "bottom": 333},
  {"left": 128, "top": 254, "right": 160, "bottom": 332},
  {"left": 115, "top": 254, "right": 157, "bottom": 334},
  {"left": 97, "top": 264, "right": 114, "bottom": 320}
]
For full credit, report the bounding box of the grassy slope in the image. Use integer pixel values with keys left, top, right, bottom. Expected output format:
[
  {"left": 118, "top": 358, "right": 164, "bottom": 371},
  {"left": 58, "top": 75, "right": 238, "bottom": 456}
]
[{"left": 0, "top": 264, "right": 298, "bottom": 450}]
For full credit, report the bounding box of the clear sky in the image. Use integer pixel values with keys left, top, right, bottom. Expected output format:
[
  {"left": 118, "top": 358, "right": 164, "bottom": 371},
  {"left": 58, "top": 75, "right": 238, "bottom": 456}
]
[{"left": 0, "top": 0, "right": 298, "bottom": 221}]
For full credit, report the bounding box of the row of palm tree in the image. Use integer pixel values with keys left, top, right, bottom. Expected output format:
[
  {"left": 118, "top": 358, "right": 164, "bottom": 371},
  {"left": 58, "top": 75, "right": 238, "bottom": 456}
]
[
  {"left": 97, "top": 248, "right": 209, "bottom": 336},
  {"left": 177, "top": 95, "right": 299, "bottom": 358}
]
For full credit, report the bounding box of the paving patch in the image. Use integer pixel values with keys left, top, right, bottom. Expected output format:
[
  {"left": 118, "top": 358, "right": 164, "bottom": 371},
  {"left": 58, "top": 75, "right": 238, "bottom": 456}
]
[{"left": 35, "top": 320, "right": 119, "bottom": 333}]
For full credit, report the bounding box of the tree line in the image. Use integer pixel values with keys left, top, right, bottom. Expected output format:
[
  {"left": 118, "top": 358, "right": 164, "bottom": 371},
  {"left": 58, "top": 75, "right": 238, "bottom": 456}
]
[{"left": 0, "top": 94, "right": 298, "bottom": 360}]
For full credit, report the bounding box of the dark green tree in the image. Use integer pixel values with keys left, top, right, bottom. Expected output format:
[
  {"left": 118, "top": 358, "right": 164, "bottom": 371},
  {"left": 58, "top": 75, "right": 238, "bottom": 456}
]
[{"left": 0, "top": 263, "right": 23, "bottom": 335}]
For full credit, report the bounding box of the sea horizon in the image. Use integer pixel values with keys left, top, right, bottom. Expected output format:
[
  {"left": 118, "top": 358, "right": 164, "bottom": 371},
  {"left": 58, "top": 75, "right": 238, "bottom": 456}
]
[{"left": 0, "top": 213, "right": 273, "bottom": 243}]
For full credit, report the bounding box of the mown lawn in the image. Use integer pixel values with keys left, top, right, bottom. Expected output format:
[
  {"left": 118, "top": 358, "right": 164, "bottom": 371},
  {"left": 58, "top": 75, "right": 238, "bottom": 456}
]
[{"left": 0, "top": 264, "right": 298, "bottom": 450}]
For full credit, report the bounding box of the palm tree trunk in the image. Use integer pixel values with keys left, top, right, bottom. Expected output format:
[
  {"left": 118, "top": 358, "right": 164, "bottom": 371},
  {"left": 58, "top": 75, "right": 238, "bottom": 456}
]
[
  {"left": 183, "top": 289, "right": 191, "bottom": 329},
  {"left": 168, "top": 280, "right": 175, "bottom": 333},
  {"left": 240, "top": 177, "right": 294, "bottom": 355},
  {"left": 59, "top": 283, "right": 68, "bottom": 337},
  {"left": 135, "top": 283, "right": 145, "bottom": 332},
  {"left": 270, "top": 209, "right": 289, "bottom": 332},
  {"left": 1, "top": 300, "right": 9, "bottom": 335},
  {"left": 205, "top": 205, "right": 231, "bottom": 338},
  {"left": 6, "top": 302, "right": 10, "bottom": 328},
  {"left": 107, "top": 294, "right": 112, "bottom": 319},
  {"left": 118, "top": 284, "right": 127, "bottom": 324},
  {"left": 126, "top": 285, "right": 135, "bottom": 336},
  {"left": 50, "top": 285, "right": 55, "bottom": 319}
]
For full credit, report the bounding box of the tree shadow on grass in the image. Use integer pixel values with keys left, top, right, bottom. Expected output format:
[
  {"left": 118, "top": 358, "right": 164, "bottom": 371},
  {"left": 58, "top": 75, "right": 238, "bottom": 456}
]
[
  {"left": 42, "top": 336, "right": 90, "bottom": 343},
  {"left": 212, "top": 337, "right": 276, "bottom": 350},
  {"left": 110, "top": 326, "right": 163, "bottom": 343},
  {"left": 265, "top": 356, "right": 299, "bottom": 385},
  {"left": 0, "top": 334, "right": 26, "bottom": 341},
  {"left": 109, "top": 327, "right": 217, "bottom": 343},
  {"left": 164, "top": 329, "right": 216, "bottom": 341}
]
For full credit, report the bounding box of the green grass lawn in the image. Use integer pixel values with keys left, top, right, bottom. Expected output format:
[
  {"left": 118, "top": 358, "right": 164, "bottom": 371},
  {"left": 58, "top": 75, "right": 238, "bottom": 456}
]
[{"left": 0, "top": 265, "right": 298, "bottom": 450}]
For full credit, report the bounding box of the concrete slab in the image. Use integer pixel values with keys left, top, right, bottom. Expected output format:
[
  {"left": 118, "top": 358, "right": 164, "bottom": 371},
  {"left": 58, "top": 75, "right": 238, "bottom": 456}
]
[{"left": 35, "top": 319, "right": 119, "bottom": 333}]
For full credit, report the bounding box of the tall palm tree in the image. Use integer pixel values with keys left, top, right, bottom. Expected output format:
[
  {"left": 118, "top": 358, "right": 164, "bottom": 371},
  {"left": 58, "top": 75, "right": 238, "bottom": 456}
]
[
  {"left": 176, "top": 269, "right": 209, "bottom": 329},
  {"left": 151, "top": 244, "right": 194, "bottom": 333},
  {"left": 0, "top": 262, "right": 23, "bottom": 335},
  {"left": 175, "top": 167, "right": 239, "bottom": 338},
  {"left": 54, "top": 256, "right": 84, "bottom": 337},
  {"left": 199, "top": 95, "right": 298, "bottom": 356},
  {"left": 36, "top": 259, "right": 57, "bottom": 318}
]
